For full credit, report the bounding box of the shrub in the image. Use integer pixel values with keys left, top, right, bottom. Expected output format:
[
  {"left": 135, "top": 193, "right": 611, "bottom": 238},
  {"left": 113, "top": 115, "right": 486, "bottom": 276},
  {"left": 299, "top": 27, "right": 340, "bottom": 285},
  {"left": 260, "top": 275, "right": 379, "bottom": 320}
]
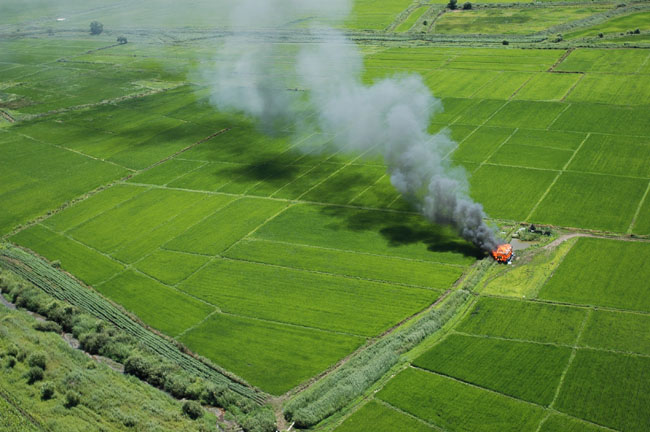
[
  {"left": 164, "top": 374, "right": 190, "bottom": 399},
  {"left": 634, "top": 28, "right": 640, "bottom": 34},
  {"left": 5, "top": 357, "right": 16, "bottom": 368},
  {"left": 41, "top": 382, "right": 55, "bottom": 400},
  {"left": 5, "top": 344, "right": 19, "bottom": 358},
  {"left": 28, "top": 352, "right": 47, "bottom": 370},
  {"left": 51, "top": 260, "right": 61, "bottom": 268},
  {"left": 62, "top": 370, "right": 84, "bottom": 390},
  {"left": 502, "top": 40, "right": 509, "bottom": 45},
  {"left": 448, "top": 0, "right": 457, "bottom": 10},
  {"left": 90, "top": 21, "right": 103, "bottom": 35},
  {"left": 463, "top": 2, "right": 472, "bottom": 9},
  {"left": 241, "top": 408, "right": 276, "bottom": 432},
  {"left": 124, "top": 356, "right": 152, "bottom": 381},
  {"left": 423, "top": 20, "right": 428, "bottom": 26},
  {"left": 64, "top": 391, "right": 81, "bottom": 408},
  {"left": 117, "top": 36, "right": 127, "bottom": 44},
  {"left": 79, "top": 331, "right": 109, "bottom": 355},
  {"left": 182, "top": 401, "right": 203, "bottom": 420},
  {"left": 34, "top": 320, "right": 62, "bottom": 333},
  {"left": 599, "top": 32, "right": 604, "bottom": 38},
  {"left": 26, "top": 367, "right": 44, "bottom": 384}
]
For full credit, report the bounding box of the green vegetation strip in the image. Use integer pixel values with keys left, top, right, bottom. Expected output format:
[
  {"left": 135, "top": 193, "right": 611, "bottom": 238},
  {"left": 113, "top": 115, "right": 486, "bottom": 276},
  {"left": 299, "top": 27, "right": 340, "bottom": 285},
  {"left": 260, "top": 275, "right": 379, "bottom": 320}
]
[
  {"left": 0, "top": 243, "right": 265, "bottom": 404},
  {"left": 284, "top": 289, "right": 469, "bottom": 427}
]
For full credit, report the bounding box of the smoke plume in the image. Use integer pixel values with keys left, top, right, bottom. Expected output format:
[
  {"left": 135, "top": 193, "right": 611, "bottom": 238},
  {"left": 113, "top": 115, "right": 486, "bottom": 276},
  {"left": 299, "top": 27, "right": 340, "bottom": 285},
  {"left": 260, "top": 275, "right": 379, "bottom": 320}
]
[{"left": 208, "top": 0, "right": 500, "bottom": 251}]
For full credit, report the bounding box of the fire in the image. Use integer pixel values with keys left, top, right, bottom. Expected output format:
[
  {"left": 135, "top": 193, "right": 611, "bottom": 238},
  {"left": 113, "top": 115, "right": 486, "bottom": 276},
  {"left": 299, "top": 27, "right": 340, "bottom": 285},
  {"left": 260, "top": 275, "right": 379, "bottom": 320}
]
[{"left": 491, "top": 244, "right": 513, "bottom": 263}]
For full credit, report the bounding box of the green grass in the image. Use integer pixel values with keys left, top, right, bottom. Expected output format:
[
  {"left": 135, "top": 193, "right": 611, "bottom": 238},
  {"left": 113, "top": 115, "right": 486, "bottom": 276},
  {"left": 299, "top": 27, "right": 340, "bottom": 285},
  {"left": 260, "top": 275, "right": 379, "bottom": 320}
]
[
  {"left": 69, "top": 188, "right": 206, "bottom": 254},
  {"left": 555, "top": 48, "right": 649, "bottom": 74},
  {"left": 0, "top": 131, "right": 128, "bottom": 236},
  {"left": 178, "top": 312, "right": 364, "bottom": 395},
  {"left": 413, "top": 334, "right": 571, "bottom": 405},
  {"left": 135, "top": 249, "right": 209, "bottom": 285},
  {"left": 567, "top": 134, "right": 650, "bottom": 178},
  {"left": 565, "top": 11, "right": 650, "bottom": 39},
  {"left": 11, "top": 224, "right": 124, "bottom": 286},
  {"left": 178, "top": 258, "right": 437, "bottom": 336},
  {"left": 433, "top": 6, "right": 609, "bottom": 35},
  {"left": 377, "top": 367, "right": 545, "bottom": 432},
  {"left": 554, "top": 350, "right": 650, "bottom": 432},
  {"left": 43, "top": 185, "right": 147, "bottom": 233},
  {"left": 127, "top": 159, "right": 205, "bottom": 186},
  {"left": 112, "top": 194, "right": 236, "bottom": 263},
  {"left": 457, "top": 297, "right": 587, "bottom": 345},
  {"left": 487, "top": 101, "right": 567, "bottom": 129},
  {"left": 579, "top": 310, "right": 650, "bottom": 356},
  {"left": 531, "top": 172, "right": 647, "bottom": 232},
  {"left": 488, "top": 143, "right": 573, "bottom": 170},
  {"left": 225, "top": 238, "right": 463, "bottom": 290},
  {"left": 508, "top": 129, "right": 586, "bottom": 151},
  {"left": 538, "top": 238, "right": 650, "bottom": 312},
  {"left": 0, "top": 305, "right": 219, "bottom": 431},
  {"left": 451, "top": 126, "right": 514, "bottom": 163},
  {"left": 334, "top": 401, "right": 435, "bottom": 432},
  {"left": 540, "top": 414, "right": 610, "bottom": 432},
  {"left": 469, "top": 164, "right": 557, "bottom": 221},
  {"left": 514, "top": 73, "right": 581, "bottom": 102},
  {"left": 301, "top": 164, "right": 386, "bottom": 205},
  {"left": 164, "top": 197, "right": 287, "bottom": 256},
  {"left": 252, "top": 204, "right": 480, "bottom": 265},
  {"left": 97, "top": 270, "right": 215, "bottom": 337},
  {"left": 396, "top": 6, "right": 429, "bottom": 32}
]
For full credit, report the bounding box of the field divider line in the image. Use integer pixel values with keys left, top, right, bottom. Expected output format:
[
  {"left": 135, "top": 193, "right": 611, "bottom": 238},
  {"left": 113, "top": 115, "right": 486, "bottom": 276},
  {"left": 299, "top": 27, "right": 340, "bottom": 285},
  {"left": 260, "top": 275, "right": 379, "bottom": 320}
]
[
  {"left": 626, "top": 179, "right": 650, "bottom": 234},
  {"left": 125, "top": 265, "right": 227, "bottom": 312},
  {"left": 560, "top": 73, "right": 584, "bottom": 102},
  {"left": 3, "top": 126, "right": 231, "bottom": 242},
  {"left": 545, "top": 102, "right": 571, "bottom": 131},
  {"left": 452, "top": 329, "right": 650, "bottom": 359},
  {"left": 125, "top": 181, "right": 423, "bottom": 217},
  {"left": 346, "top": 173, "right": 387, "bottom": 206},
  {"left": 160, "top": 160, "right": 209, "bottom": 187},
  {"left": 508, "top": 73, "right": 536, "bottom": 101},
  {"left": 635, "top": 51, "right": 650, "bottom": 74},
  {"left": 533, "top": 413, "right": 552, "bottom": 432},
  {"left": 409, "top": 365, "right": 544, "bottom": 408},
  {"left": 467, "top": 72, "right": 503, "bottom": 100},
  {"left": 374, "top": 399, "right": 448, "bottom": 432},
  {"left": 481, "top": 292, "right": 650, "bottom": 317},
  {"left": 218, "top": 254, "right": 443, "bottom": 293},
  {"left": 472, "top": 127, "right": 519, "bottom": 174},
  {"left": 295, "top": 146, "right": 374, "bottom": 201},
  {"left": 239, "top": 237, "right": 469, "bottom": 268},
  {"left": 14, "top": 131, "right": 133, "bottom": 172},
  {"left": 410, "top": 363, "right": 616, "bottom": 432},
  {"left": 173, "top": 309, "right": 219, "bottom": 340},
  {"left": 525, "top": 132, "right": 590, "bottom": 221},
  {"left": 549, "top": 308, "right": 592, "bottom": 409}
]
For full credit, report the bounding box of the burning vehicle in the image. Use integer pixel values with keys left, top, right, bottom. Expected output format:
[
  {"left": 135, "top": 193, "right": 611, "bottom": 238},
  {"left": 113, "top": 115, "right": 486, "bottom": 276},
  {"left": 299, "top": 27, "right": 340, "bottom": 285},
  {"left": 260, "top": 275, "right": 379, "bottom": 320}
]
[{"left": 491, "top": 243, "right": 513, "bottom": 264}]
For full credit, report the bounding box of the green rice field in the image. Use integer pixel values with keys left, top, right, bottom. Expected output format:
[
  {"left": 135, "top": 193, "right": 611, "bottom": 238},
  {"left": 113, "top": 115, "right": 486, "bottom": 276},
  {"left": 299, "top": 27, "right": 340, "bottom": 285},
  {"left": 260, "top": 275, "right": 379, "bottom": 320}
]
[{"left": 2, "top": 0, "right": 650, "bottom": 430}]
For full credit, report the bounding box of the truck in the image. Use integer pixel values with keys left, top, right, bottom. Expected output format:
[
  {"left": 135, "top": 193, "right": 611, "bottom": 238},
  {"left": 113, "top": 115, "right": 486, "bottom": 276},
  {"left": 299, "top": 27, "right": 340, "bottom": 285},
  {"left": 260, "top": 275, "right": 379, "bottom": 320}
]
[{"left": 491, "top": 243, "right": 513, "bottom": 264}]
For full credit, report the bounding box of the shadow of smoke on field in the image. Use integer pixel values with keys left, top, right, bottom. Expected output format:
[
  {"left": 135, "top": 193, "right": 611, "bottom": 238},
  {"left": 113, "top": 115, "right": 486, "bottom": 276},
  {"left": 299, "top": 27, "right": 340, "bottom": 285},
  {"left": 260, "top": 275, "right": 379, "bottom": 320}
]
[
  {"left": 228, "top": 156, "right": 303, "bottom": 182},
  {"left": 320, "top": 205, "right": 483, "bottom": 259}
]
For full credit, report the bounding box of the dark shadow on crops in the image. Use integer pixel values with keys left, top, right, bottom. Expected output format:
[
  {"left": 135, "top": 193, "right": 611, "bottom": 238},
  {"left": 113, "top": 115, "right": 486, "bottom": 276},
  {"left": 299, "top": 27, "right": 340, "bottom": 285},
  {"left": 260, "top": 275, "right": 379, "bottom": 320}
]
[{"left": 320, "top": 205, "right": 483, "bottom": 259}]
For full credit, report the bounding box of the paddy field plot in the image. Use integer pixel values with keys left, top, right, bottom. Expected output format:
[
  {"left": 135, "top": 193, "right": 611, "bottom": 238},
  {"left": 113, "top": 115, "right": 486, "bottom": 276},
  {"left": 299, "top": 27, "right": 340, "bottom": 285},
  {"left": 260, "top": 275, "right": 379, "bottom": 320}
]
[
  {"left": 565, "top": 10, "right": 650, "bottom": 39},
  {"left": 456, "top": 297, "right": 586, "bottom": 345},
  {"left": 538, "top": 238, "right": 650, "bottom": 312},
  {"left": 431, "top": 6, "right": 610, "bottom": 35},
  {"left": 334, "top": 400, "right": 435, "bottom": 432},
  {"left": 377, "top": 368, "right": 545, "bottom": 432},
  {"left": 554, "top": 350, "right": 650, "bottom": 432},
  {"left": 413, "top": 334, "right": 572, "bottom": 405}
]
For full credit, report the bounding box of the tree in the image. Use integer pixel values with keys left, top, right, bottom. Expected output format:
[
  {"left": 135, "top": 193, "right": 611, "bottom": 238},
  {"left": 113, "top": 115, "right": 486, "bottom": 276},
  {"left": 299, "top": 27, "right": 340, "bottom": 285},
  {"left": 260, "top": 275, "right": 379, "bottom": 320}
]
[
  {"left": 117, "top": 36, "right": 127, "bottom": 44},
  {"left": 26, "top": 367, "right": 44, "bottom": 384},
  {"left": 463, "top": 2, "right": 472, "bottom": 9},
  {"left": 90, "top": 21, "right": 103, "bottom": 35},
  {"left": 448, "top": 0, "right": 457, "bottom": 9}
]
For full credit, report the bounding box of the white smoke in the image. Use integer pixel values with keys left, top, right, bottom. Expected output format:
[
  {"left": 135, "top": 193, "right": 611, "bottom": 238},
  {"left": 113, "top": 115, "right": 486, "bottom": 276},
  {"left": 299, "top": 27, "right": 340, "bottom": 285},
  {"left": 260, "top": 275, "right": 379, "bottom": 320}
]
[{"left": 207, "top": 0, "right": 500, "bottom": 251}]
